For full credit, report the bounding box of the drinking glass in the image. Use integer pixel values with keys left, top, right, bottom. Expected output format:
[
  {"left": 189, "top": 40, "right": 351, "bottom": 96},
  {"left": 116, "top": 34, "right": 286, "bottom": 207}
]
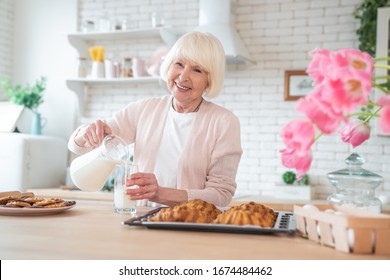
[{"left": 114, "top": 163, "right": 138, "bottom": 214}]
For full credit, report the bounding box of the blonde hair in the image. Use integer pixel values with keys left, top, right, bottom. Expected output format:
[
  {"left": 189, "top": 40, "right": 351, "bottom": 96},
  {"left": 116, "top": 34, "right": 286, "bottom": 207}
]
[{"left": 160, "top": 31, "right": 226, "bottom": 98}]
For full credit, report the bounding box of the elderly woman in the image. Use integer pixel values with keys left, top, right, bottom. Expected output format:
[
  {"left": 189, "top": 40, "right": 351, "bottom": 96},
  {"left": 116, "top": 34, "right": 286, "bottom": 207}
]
[{"left": 68, "top": 31, "right": 242, "bottom": 207}]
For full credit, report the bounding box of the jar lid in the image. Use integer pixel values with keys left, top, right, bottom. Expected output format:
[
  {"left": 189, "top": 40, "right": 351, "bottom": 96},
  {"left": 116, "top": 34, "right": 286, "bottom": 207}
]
[{"left": 327, "top": 153, "right": 383, "bottom": 189}]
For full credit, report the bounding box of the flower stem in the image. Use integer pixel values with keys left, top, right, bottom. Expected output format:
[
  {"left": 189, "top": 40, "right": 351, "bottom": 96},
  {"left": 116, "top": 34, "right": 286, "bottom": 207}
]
[
  {"left": 373, "top": 75, "right": 390, "bottom": 80},
  {"left": 373, "top": 83, "right": 389, "bottom": 94},
  {"left": 375, "top": 64, "right": 390, "bottom": 70},
  {"left": 313, "top": 133, "right": 323, "bottom": 142},
  {"left": 375, "top": 57, "right": 390, "bottom": 62},
  {"left": 349, "top": 111, "right": 381, "bottom": 118},
  {"left": 362, "top": 107, "right": 382, "bottom": 124}
]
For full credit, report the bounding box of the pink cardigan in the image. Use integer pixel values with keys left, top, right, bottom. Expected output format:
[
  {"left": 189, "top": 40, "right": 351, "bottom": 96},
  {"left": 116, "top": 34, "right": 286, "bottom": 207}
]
[{"left": 68, "top": 95, "right": 242, "bottom": 206}]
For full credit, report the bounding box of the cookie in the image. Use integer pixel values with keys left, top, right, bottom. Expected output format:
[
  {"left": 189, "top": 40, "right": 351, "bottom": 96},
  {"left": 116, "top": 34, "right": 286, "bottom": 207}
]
[
  {"left": 0, "top": 196, "right": 21, "bottom": 205},
  {"left": 44, "top": 201, "right": 76, "bottom": 208},
  {"left": 21, "top": 197, "right": 46, "bottom": 203},
  {"left": 32, "top": 198, "right": 64, "bottom": 207},
  {"left": 5, "top": 200, "right": 32, "bottom": 208}
]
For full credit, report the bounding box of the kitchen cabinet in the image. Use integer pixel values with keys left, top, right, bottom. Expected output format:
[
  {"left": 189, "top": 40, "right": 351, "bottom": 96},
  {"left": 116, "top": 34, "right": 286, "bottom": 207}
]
[
  {"left": 0, "top": 133, "right": 67, "bottom": 192},
  {"left": 66, "top": 27, "right": 178, "bottom": 116}
]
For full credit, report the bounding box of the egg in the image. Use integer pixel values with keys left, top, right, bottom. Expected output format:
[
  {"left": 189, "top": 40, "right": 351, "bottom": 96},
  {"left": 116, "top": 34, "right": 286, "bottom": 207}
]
[
  {"left": 303, "top": 204, "right": 319, "bottom": 211},
  {"left": 316, "top": 224, "right": 321, "bottom": 237},
  {"left": 302, "top": 204, "right": 320, "bottom": 236},
  {"left": 324, "top": 208, "right": 335, "bottom": 214},
  {"left": 334, "top": 211, "right": 346, "bottom": 216},
  {"left": 347, "top": 228, "right": 376, "bottom": 252},
  {"left": 347, "top": 228, "right": 355, "bottom": 250}
]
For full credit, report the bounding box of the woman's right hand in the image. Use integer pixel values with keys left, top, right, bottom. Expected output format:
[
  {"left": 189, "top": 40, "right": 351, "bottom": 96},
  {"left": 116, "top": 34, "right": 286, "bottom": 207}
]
[{"left": 74, "top": 120, "right": 112, "bottom": 148}]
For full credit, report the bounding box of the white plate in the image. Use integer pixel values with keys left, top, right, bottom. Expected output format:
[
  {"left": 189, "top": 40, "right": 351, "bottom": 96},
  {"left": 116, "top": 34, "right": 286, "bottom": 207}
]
[{"left": 0, "top": 204, "right": 75, "bottom": 216}]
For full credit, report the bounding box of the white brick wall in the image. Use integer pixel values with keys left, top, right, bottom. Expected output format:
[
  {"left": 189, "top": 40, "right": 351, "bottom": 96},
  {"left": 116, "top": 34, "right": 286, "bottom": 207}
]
[
  {"left": 0, "top": 0, "right": 14, "bottom": 101},
  {"left": 77, "top": 0, "right": 390, "bottom": 199}
]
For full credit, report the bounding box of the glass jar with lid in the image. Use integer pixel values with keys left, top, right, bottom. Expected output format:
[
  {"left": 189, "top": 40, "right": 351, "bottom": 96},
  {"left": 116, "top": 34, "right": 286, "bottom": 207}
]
[
  {"left": 121, "top": 57, "right": 133, "bottom": 78},
  {"left": 327, "top": 153, "right": 383, "bottom": 213}
]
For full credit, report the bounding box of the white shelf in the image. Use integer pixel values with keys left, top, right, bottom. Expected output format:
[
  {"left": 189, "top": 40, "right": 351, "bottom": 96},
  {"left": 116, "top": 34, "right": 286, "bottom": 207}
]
[
  {"left": 68, "top": 27, "right": 174, "bottom": 41},
  {"left": 66, "top": 77, "right": 164, "bottom": 116},
  {"left": 66, "top": 76, "right": 161, "bottom": 84},
  {"left": 66, "top": 27, "right": 176, "bottom": 117},
  {"left": 68, "top": 27, "right": 178, "bottom": 57}
]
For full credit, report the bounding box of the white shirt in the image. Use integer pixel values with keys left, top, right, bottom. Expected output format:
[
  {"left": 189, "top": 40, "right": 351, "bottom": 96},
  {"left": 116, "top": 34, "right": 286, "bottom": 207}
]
[{"left": 153, "top": 104, "right": 196, "bottom": 188}]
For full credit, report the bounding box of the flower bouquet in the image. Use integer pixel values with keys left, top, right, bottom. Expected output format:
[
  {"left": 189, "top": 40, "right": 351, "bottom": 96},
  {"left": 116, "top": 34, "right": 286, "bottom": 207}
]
[{"left": 280, "top": 49, "right": 390, "bottom": 178}]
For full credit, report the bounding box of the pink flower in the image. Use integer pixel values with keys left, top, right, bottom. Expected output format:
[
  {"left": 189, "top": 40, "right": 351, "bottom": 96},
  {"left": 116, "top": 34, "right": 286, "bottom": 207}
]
[
  {"left": 332, "top": 49, "right": 374, "bottom": 77},
  {"left": 280, "top": 47, "right": 386, "bottom": 177},
  {"left": 280, "top": 119, "right": 315, "bottom": 152},
  {"left": 320, "top": 69, "right": 372, "bottom": 113},
  {"left": 280, "top": 119, "right": 315, "bottom": 178},
  {"left": 307, "top": 48, "right": 374, "bottom": 86},
  {"left": 340, "top": 120, "right": 370, "bottom": 148},
  {"left": 280, "top": 148, "right": 312, "bottom": 180},
  {"left": 297, "top": 88, "right": 344, "bottom": 134},
  {"left": 377, "top": 96, "right": 390, "bottom": 133},
  {"left": 306, "top": 49, "right": 332, "bottom": 84}
]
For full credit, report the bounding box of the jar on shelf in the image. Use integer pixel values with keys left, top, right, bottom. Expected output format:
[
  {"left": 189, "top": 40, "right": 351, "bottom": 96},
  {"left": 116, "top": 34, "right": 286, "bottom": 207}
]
[
  {"left": 121, "top": 57, "right": 133, "bottom": 78},
  {"left": 327, "top": 153, "right": 383, "bottom": 213},
  {"left": 81, "top": 20, "right": 95, "bottom": 33},
  {"left": 98, "top": 13, "right": 111, "bottom": 32},
  {"left": 77, "top": 57, "right": 88, "bottom": 78}
]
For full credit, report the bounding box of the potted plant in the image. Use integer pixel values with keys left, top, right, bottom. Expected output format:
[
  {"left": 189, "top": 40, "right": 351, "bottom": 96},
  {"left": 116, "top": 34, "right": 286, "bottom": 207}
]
[
  {"left": 1, "top": 76, "right": 47, "bottom": 134},
  {"left": 275, "top": 171, "right": 313, "bottom": 200},
  {"left": 353, "top": 0, "right": 390, "bottom": 57}
]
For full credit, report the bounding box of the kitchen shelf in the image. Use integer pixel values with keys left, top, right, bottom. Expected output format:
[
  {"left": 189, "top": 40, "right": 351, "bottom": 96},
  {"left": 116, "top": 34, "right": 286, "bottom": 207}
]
[
  {"left": 68, "top": 27, "right": 178, "bottom": 57},
  {"left": 66, "top": 77, "right": 163, "bottom": 116},
  {"left": 66, "top": 27, "right": 176, "bottom": 117},
  {"left": 67, "top": 76, "right": 161, "bottom": 84}
]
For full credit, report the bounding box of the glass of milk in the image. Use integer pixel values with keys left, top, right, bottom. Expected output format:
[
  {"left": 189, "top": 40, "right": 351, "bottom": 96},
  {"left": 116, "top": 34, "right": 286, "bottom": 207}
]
[
  {"left": 114, "top": 164, "right": 138, "bottom": 214},
  {"left": 70, "top": 134, "right": 130, "bottom": 192}
]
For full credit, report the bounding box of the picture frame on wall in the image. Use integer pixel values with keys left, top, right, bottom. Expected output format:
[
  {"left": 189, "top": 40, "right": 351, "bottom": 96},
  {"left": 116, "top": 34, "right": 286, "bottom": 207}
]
[{"left": 284, "top": 70, "right": 314, "bottom": 101}]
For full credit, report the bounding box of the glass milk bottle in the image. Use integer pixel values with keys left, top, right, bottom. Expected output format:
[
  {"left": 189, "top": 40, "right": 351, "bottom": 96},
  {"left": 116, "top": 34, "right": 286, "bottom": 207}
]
[{"left": 70, "top": 135, "right": 130, "bottom": 192}]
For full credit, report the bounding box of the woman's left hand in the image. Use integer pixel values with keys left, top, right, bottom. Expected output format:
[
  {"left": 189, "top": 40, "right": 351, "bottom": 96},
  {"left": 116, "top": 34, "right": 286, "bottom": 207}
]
[{"left": 125, "top": 172, "right": 159, "bottom": 200}]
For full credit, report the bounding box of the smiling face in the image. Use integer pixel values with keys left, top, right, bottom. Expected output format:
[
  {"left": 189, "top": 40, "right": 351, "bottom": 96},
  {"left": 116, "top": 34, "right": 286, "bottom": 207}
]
[
  {"left": 167, "top": 58, "right": 209, "bottom": 112},
  {"left": 160, "top": 32, "right": 226, "bottom": 99}
]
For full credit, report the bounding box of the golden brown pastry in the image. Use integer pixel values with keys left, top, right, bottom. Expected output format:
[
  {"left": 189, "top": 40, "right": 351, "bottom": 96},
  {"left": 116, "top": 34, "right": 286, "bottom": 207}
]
[
  {"left": 149, "top": 199, "right": 222, "bottom": 223},
  {"left": 213, "top": 202, "right": 277, "bottom": 227}
]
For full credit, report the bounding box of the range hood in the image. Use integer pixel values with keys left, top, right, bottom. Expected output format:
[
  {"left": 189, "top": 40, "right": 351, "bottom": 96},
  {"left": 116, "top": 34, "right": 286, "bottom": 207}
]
[{"left": 196, "top": 0, "right": 254, "bottom": 64}]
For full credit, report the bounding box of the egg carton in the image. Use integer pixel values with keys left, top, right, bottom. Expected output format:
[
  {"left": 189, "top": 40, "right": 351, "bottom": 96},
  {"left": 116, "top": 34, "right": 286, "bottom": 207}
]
[{"left": 293, "top": 204, "right": 390, "bottom": 255}]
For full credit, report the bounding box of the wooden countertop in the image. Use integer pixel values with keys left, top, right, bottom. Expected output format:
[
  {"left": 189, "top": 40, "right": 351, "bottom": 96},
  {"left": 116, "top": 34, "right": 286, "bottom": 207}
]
[{"left": 1, "top": 199, "right": 389, "bottom": 260}]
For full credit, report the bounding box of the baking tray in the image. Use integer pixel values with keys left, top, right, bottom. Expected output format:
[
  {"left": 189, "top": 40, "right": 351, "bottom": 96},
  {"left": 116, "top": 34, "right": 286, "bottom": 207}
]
[{"left": 123, "top": 207, "right": 296, "bottom": 235}]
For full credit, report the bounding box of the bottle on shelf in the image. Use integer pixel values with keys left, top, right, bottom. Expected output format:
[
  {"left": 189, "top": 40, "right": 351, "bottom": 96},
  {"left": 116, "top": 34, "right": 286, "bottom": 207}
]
[
  {"left": 78, "top": 57, "right": 88, "bottom": 78},
  {"left": 121, "top": 57, "right": 133, "bottom": 78}
]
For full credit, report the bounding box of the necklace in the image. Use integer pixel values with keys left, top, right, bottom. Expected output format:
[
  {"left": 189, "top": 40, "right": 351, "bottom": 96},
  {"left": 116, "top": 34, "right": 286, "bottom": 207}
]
[{"left": 172, "top": 98, "right": 203, "bottom": 113}]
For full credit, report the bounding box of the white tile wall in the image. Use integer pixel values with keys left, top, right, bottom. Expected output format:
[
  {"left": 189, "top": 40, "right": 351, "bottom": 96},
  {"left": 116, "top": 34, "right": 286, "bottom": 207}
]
[
  {"left": 77, "top": 0, "right": 390, "bottom": 199},
  {"left": 0, "top": 0, "right": 14, "bottom": 101}
]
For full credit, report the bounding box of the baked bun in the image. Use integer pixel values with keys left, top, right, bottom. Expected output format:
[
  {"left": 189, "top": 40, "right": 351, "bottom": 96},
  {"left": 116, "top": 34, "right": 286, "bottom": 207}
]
[
  {"left": 213, "top": 202, "right": 277, "bottom": 227},
  {"left": 149, "top": 199, "right": 222, "bottom": 223}
]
